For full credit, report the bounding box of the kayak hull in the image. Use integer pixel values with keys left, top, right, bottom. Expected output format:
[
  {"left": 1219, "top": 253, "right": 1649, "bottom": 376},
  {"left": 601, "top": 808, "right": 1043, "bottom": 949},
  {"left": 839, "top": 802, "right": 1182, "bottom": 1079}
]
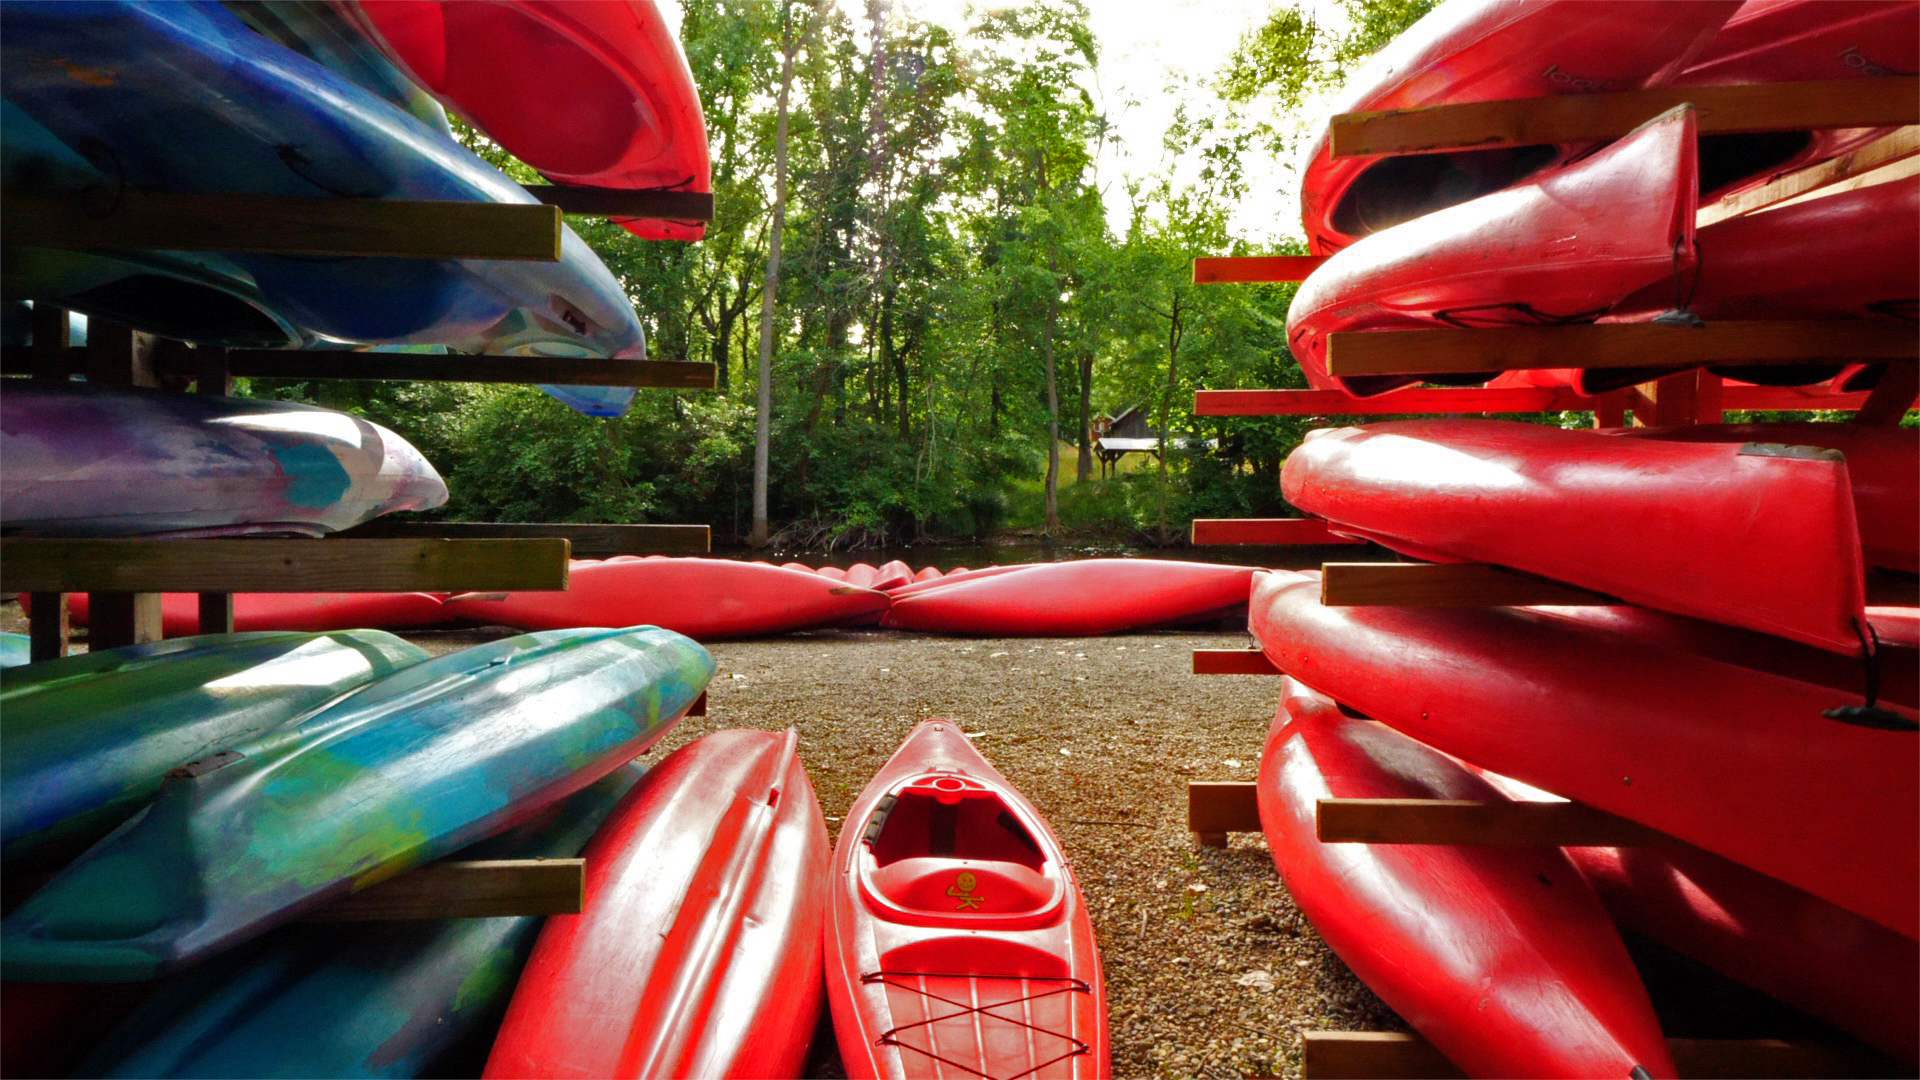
[
  {"left": 485, "top": 729, "right": 828, "bottom": 1079},
  {"left": 1247, "top": 570, "right": 1920, "bottom": 937},
  {"left": 1280, "top": 419, "right": 1869, "bottom": 653},
  {"left": 881, "top": 559, "right": 1256, "bottom": 636},
  {"left": 827, "top": 720, "right": 1109, "bottom": 1080},
  {"left": 1, "top": 626, "right": 714, "bottom": 981},
  {"left": 1257, "top": 677, "right": 1674, "bottom": 1078}
]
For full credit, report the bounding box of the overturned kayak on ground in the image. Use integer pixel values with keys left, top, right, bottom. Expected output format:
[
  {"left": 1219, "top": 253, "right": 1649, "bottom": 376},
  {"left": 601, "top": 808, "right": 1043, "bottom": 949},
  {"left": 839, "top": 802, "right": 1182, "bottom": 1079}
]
[
  {"left": 445, "top": 557, "right": 890, "bottom": 638},
  {"left": 882, "top": 559, "right": 1257, "bottom": 636}
]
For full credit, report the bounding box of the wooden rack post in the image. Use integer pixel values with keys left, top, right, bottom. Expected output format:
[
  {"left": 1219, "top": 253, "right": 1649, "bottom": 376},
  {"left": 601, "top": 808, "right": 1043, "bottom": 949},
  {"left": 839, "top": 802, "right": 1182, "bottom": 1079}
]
[{"left": 1301, "top": 1031, "right": 1886, "bottom": 1080}]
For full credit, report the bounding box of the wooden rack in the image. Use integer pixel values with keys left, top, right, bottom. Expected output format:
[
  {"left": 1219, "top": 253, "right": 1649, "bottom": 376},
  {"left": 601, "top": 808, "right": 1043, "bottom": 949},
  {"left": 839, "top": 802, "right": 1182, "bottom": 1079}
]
[
  {"left": 1302, "top": 1031, "right": 1885, "bottom": 1080},
  {"left": 6, "top": 187, "right": 716, "bottom": 662}
]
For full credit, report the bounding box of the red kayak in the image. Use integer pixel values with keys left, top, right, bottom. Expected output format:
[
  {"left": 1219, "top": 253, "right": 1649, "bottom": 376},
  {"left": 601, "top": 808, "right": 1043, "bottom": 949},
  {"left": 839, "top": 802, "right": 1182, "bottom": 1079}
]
[
  {"left": 1521, "top": 174, "right": 1920, "bottom": 394},
  {"left": 340, "top": 0, "right": 710, "bottom": 241},
  {"left": 1282, "top": 419, "right": 1870, "bottom": 654},
  {"left": 1258, "top": 677, "right": 1674, "bottom": 1078},
  {"left": 1298, "top": 0, "right": 1735, "bottom": 254},
  {"left": 873, "top": 561, "right": 915, "bottom": 591},
  {"left": 911, "top": 566, "right": 943, "bottom": 584},
  {"left": 882, "top": 559, "right": 1256, "bottom": 636},
  {"left": 444, "top": 557, "right": 890, "bottom": 638},
  {"left": 41, "top": 591, "right": 446, "bottom": 635},
  {"left": 485, "top": 729, "right": 828, "bottom": 1079},
  {"left": 1248, "top": 570, "right": 1920, "bottom": 936},
  {"left": 1290, "top": 105, "right": 1699, "bottom": 397},
  {"left": 827, "top": 720, "right": 1108, "bottom": 1080},
  {"left": 1679, "top": 0, "right": 1919, "bottom": 201},
  {"left": 1616, "top": 422, "right": 1920, "bottom": 575}
]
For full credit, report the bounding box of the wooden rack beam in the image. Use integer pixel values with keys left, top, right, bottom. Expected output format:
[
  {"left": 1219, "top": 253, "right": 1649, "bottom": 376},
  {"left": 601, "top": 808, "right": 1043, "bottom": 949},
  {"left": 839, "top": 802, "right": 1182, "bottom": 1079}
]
[
  {"left": 1301, "top": 1032, "right": 1883, "bottom": 1080},
  {"left": 1189, "top": 781, "right": 1262, "bottom": 847},
  {"left": 1191, "top": 649, "right": 1280, "bottom": 676},
  {"left": 1854, "top": 360, "right": 1920, "bottom": 426},
  {"left": 1190, "top": 518, "right": 1366, "bottom": 546},
  {"left": 1192, "top": 255, "right": 1327, "bottom": 284},
  {"left": 337, "top": 521, "right": 711, "bottom": 555},
  {"left": 1326, "top": 322, "right": 1918, "bottom": 378},
  {"left": 1699, "top": 125, "right": 1920, "bottom": 226},
  {"left": 1321, "top": 563, "right": 1612, "bottom": 607},
  {"left": 0, "top": 538, "right": 570, "bottom": 595},
  {"left": 1, "top": 190, "right": 562, "bottom": 261},
  {"left": 1317, "top": 797, "right": 1665, "bottom": 846},
  {"left": 1196, "top": 384, "right": 1875, "bottom": 416},
  {"left": 3, "top": 346, "right": 718, "bottom": 390},
  {"left": 308, "top": 858, "right": 584, "bottom": 922},
  {"left": 1329, "top": 77, "right": 1920, "bottom": 159},
  {"left": 522, "top": 184, "right": 715, "bottom": 222}
]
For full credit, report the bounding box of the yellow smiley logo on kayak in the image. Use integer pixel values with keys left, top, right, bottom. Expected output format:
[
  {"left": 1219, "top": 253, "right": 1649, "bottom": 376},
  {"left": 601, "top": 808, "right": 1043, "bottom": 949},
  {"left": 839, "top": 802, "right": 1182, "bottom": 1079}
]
[{"left": 947, "top": 871, "right": 983, "bottom": 910}]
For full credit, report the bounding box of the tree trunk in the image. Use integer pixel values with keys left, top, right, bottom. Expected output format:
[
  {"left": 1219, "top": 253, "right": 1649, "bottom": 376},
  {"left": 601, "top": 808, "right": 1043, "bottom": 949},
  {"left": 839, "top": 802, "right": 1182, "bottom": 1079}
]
[
  {"left": 1075, "top": 350, "right": 1094, "bottom": 483},
  {"left": 712, "top": 280, "right": 732, "bottom": 393},
  {"left": 752, "top": 9, "right": 799, "bottom": 548},
  {"left": 1042, "top": 285, "right": 1061, "bottom": 533},
  {"left": 1157, "top": 293, "right": 1185, "bottom": 545}
]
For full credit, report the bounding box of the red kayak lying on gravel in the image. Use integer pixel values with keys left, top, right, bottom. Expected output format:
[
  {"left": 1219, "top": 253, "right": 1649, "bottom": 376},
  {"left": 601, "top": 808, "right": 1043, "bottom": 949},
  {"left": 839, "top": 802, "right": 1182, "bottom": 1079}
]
[
  {"left": 1614, "top": 421, "right": 1920, "bottom": 575},
  {"left": 340, "top": 0, "right": 710, "bottom": 241},
  {"left": 34, "top": 591, "right": 447, "bottom": 636},
  {"left": 1289, "top": 104, "right": 1699, "bottom": 398},
  {"left": 486, "top": 729, "right": 828, "bottom": 1079},
  {"left": 882, "top": 559, "right": 1257, "bottom": 636},
  {"left": 827, "top": 720, "right": 1108, "bottom": 1080},
  {"left": 1248, "top": 571, "right": 1920, "bottom": 937},
  {"left": 1472, "top": 769, "right": 1919, "bottom": 1065},
  {"left": 445, "top": 557, "right": 889, "bottom": 639},
  {"left": 1282, "top": 419, "right": 1870, "bottom": 654},
  {"left": 1258, "top": 677, "right": 1674, "bottom": 1079},
  {"left": 1297, "top": 0, "right": 1734, "bottom": 254}
]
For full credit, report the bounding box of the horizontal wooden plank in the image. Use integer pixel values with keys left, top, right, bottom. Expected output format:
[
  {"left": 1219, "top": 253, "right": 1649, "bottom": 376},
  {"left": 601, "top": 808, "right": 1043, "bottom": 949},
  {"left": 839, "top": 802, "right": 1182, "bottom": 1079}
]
[
  {"left": 1192, "top": 649, "right": 1281, "bottom": 676},
  {"left": 310, "top": 859, "right": 584, "bottom": 921},
  {"left": 1330, "top": 77, "right": 1920, "bottom": 159},
  {"left": 336, "top": 521, "right": 711, "bottom": 555},
  {"left": 1188, "top": 780, "right": 1262, "bottom": 835},
  {"left": 1191, "top": 518, "right": 1367, "bottom": 546},
  {"left": 1320, "top": 562, "right": 1612, "bottom": 607},
  {"left": 6, "top": 347, "right": 719, "bottom": 389},
  {"left": 1327, "top": 322, "right": 1919, "bottom": 377},
  {"left": 220, "top": 349, "right": 716, "bottom": 389},
  {"left": 0, "top": 190, "right": 561, "bottom": 261},
  {"left": 1192, "top": 255, "right": 1327, "bottom": 284},
  {"left": 1302, "top": 1031, "right": 1883, "bottom": 1080},
  {"left": 1700, "top": 125, "right": 1920, "bottom": 226},
  {"left": 0, "top": 538, "right": 569, "bottom": 594},
  {"left": 1194, "top": 384, "right": 1874, "bottom": 416},
  {"left": 1195, "top": 386, "right": 1598, "bottom": 415},
  {"left": 1316, "top": 797, "right": 1667, "bottom": 846},
  {"left": 523, "top": 184, "right": 715, "bottom": 222}
]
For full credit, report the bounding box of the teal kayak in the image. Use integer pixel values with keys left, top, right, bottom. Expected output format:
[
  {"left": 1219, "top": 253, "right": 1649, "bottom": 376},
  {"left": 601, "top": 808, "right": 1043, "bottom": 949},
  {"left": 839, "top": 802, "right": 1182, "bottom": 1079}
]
[
  {"left": 1, "top": 625, "right": 713, "bottom": 982},
  {"left": 78, "top": 762, "right": 646, "bottom": 1079},
  {"left": 1, "top": 631, "right": 430, "bottom": 870},
  {"left": 0, "top": 632, "right": 28, "bottom": 669}
]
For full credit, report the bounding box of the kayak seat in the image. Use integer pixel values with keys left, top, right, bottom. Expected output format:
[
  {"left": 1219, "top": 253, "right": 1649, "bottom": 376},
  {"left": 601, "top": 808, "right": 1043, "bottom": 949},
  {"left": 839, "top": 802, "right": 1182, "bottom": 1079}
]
[{"left": 867, "top": 856, "right": 1053, "bottom": 917}]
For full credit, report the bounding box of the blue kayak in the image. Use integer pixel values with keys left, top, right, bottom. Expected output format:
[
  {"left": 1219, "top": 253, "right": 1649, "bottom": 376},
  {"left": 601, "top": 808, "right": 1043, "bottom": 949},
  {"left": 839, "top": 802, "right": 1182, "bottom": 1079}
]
[
  {"left": 1, "top": 630, "right": 430, "bottom": 870},
  {"left": 0, "top": 633, "right": 28, "bottom": 669},
  {"left": 1, "top": 0, "right": 646, "bottom": 416},
  {"left": 1, "top": 625, "right": 713, "bottom": 982},
  {"left": 77, "top": 762, "right": 646, "bottom": 1079}
]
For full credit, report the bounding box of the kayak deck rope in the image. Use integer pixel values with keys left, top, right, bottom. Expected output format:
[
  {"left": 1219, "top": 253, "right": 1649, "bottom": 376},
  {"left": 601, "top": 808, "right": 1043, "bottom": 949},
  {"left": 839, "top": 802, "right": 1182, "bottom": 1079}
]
[
  {"left": 1824, "top": 619, "right": 1915, "bottom": 731},
  {"left": 861, "top": 969, "right": 1093, "bottom": 1080}
]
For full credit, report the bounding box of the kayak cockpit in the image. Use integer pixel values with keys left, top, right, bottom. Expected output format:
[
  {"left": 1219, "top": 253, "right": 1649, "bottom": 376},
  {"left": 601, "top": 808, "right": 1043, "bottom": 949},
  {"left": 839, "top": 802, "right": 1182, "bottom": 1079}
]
[{"left": 857, "top": 772, "right": 1065, "bottom": 929}]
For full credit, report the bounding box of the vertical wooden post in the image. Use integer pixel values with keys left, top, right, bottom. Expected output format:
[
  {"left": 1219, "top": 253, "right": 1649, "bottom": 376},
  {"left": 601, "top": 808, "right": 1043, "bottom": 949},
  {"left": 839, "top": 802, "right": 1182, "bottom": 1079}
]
[
  {"left": 85, "top": 321, "right": 164, "bottom": 649},
  {"left": 1647, "top": 369, "right": 1701, "bottom": 427},
  {"left": 195, "top": 346, "right": 236, "bottom": 636},
  {"left": 1694, "top": 372, "right": 1724, "bottom": 424},
  {"left": 27, "top": 594, "right": 69, "bottom": 663},
  {"left": 1592, "top": 390, "right": 1627, "bottom": 429},
  {"left": 28, "top": 306, "right": 73, "bottom": 660},
  {"left": 1853, "top": 362, "right": 1919, "bottom": 425}
]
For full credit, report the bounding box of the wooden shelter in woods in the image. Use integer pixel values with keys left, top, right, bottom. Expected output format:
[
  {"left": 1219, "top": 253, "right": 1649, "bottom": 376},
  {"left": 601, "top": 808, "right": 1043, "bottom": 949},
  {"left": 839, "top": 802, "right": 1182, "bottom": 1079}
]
[{"left": 1089, "top": 405, "right": 1217, "bottom": 477}]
